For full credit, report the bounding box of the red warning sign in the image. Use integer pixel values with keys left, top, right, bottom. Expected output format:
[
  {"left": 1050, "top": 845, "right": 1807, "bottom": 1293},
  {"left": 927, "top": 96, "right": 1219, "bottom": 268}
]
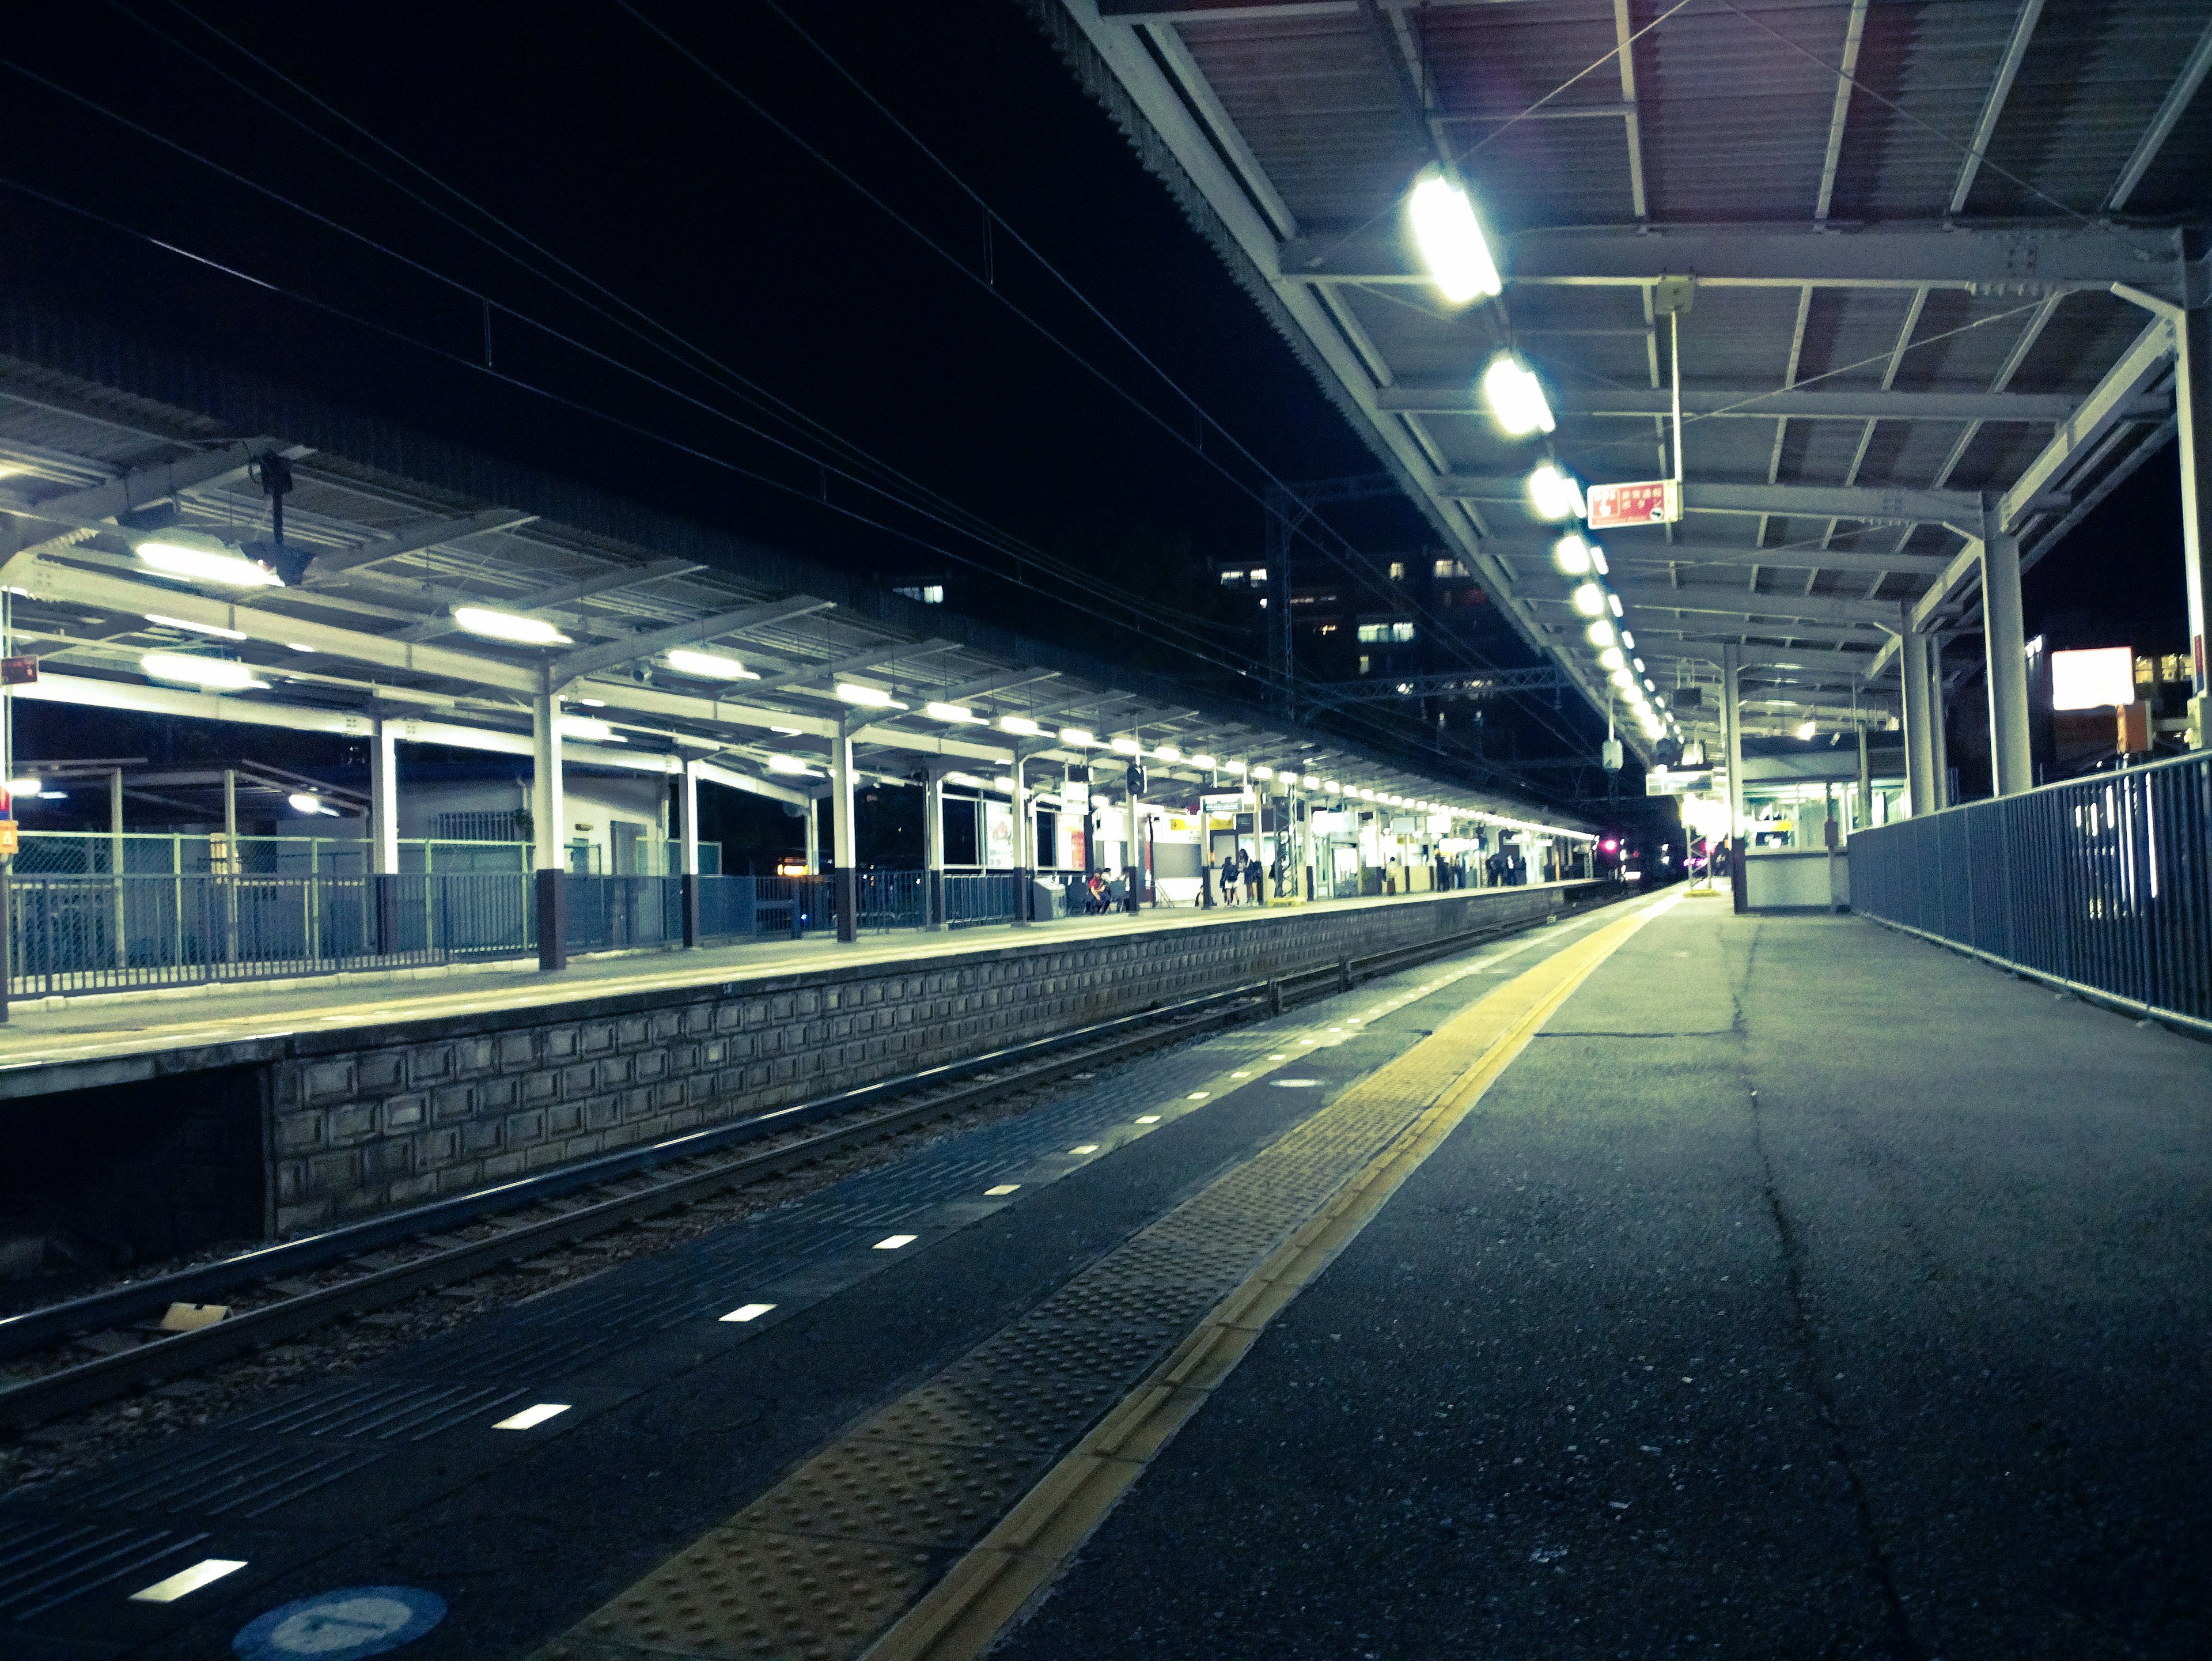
[{"left": 1586, "top": 479, "right": 1681, "bottom": 529}]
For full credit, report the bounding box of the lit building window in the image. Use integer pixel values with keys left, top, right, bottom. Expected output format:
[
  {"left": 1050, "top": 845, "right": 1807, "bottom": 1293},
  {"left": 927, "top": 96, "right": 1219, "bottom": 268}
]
[
  {"left": 1357, "top": 622, "right": 1416, "bottom": 644},
  {"left": 893, "top": 584, "right": 945, "bottom": 604},
  {"left": 1388, "top": 561, "right": 1407, "bottom": 581},
  {"left": 1358, "top": 654, "right": 1372, "bottom": 675},
  {"left": 1249, "top": 567, "right": 1267, "bottom": 583},
  {"left": 1218, "top": 570, "right": 1247, "bottom": 587},
  {"left": 1433, "top": 557, "right": 1465, "bottom": 578}
]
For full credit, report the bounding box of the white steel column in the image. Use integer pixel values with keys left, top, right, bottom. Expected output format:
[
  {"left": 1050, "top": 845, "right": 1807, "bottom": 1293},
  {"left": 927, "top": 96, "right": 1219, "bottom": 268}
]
[
  {"left": 109, "top": 767, "right": 126, "bottom": 969},
  {"left": 677, "top": 761, "right": 700, "bottom": 876},
  {"left": 1721, "top": 644, "right": 1745, "bottom": 838},
  {"left": 1901, "top": 630, "right": 1937, "bottom": 816},
  {"left": 1980, "top": 500, "right": 2033, "bottom": 794},
  {"left": 1010, "top": 752, "right": 1032, "bottom": 928},
  {"left": 531, "top": 686, "right": 566, "bottom": 970},
  {"left": 2178, "top": 308, "right": 2212, "bottom": 746},
  {"left": 531, "top": 689, "right": 564, "bottom": 872},
  {"left": 804, "top": 798, "right": 820, "bottom": 874},
  {"left": 830, "top": 724, "right": 857, "bottom": 944},
  {"left": 1126, "top": 780, "right": 1143, "bottom": 905},
  {"left": 1928, "top": 637, "right": 1950, "bottom": 808},
  {"left": 370, "top": 721, "right": 400, "bottom": 876},
  {"left": 923, "top": 768, "right": 947, "bottom": 931}
]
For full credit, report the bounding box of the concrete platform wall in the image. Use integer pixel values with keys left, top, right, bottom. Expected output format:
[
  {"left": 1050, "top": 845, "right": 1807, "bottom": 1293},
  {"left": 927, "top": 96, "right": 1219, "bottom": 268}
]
[{"left": 260, "top": 885, "right": 1599, "bottom": 1231}]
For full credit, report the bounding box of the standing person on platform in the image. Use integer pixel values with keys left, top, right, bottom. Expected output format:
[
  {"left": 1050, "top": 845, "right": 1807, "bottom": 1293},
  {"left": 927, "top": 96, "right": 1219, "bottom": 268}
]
[
  {"left": 1219, "top": 849, "right": 1239, "bottom": 907},
  {"left": 1244, "top": 851, "right": 1262, "bottom": 906}
]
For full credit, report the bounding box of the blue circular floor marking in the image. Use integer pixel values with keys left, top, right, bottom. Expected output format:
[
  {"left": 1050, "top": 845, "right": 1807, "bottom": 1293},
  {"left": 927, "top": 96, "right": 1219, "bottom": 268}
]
[{"left": 233, "top": 1586, "right": 445, "bottom": 1659}]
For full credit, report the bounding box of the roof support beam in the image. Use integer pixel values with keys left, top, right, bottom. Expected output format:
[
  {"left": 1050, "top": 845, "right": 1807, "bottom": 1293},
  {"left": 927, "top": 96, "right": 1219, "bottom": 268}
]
[
  {"left": 1437, "top": 476, "right": 1985, "bottom": 527},
  {"left": 305, "top": 509, "right": 539, "bottom": 580},
  {"left": 1950, "top": 0, "right": 2045, "bottom": 215},
  {"left": 16, "top": 557, "right": 541, "bottom": 693},
  {"left": 1813, "top": 0, "right": 1869, "bottom": 225},
  {"left": 754, "top": 641, "right": 955, "bottom": 695},
  {"left": 2103, "top": 13, "right": 2212, "bottom": 212},
  {"left": 1612, "top": 581, "right": 1899, "bottom": 628},
  {"left": 551, "top": 596, "right": 835, "bottom": 683},
  {"left": 392, "top": 558, "right": 700, "bottom": 643},
  {"left": 1533, "top": 538, "right": 1953, "bottom": 577},
  {"left": 0, "top": 439, "right": 290, "bottom": 529},
  {"left": 1376, "top": 385, "right": 2103, "bottom": 421},
  {"left": 1279, "top": 223, "right": 2184, "bottom": 291}
]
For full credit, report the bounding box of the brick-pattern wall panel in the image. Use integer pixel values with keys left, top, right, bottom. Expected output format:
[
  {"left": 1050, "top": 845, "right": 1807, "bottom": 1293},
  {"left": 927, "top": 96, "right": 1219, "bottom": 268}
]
[{"left": 267, "top": 888, "right": 1574, "bottom": 1231}]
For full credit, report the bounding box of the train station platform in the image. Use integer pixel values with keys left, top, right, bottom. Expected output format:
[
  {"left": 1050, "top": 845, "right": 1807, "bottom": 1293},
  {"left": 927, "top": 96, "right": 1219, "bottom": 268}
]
[{"left": 3, "top": 888, "right": 2204, "bottom": 1660}]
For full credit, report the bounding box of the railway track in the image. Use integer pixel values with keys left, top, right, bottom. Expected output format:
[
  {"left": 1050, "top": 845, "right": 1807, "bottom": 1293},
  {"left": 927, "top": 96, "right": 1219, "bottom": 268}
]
[{"left": 0, "top": 890, "right": 1622, "bottom": 1429}]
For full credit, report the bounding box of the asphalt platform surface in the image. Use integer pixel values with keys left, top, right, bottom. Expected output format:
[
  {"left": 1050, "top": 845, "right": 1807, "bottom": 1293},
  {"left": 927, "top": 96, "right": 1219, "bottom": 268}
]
[{"left": 992, "top": 896, "right": 2212, "bottom": 1661}]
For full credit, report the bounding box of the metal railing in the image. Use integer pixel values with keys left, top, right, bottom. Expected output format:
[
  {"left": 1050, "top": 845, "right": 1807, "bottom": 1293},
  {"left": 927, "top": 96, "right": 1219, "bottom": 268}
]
[
  {"left": 942, "top": 871, "right": 1023, "bottom": 928},
  {"left": 6, "top": 872, "right": 537, "bottom": 996},
  {"left": 1850, "top": 751, "right": 2211, "bottom": 1031}
]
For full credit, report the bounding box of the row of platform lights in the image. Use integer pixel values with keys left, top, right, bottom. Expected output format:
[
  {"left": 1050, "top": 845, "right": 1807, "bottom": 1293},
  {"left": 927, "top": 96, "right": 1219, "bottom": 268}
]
[
  {"left": 1405, "top": 176, "right": 1682, "bottom": 753},
  {"left": 114, "top": 531, "right": 1586, "bottom": 835}
]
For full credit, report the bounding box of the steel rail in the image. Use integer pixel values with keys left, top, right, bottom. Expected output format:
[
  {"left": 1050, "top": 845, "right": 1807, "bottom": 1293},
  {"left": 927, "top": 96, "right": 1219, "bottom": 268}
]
[{"left": 0, "top": 884, "right": 1623, "bottom": 1425}]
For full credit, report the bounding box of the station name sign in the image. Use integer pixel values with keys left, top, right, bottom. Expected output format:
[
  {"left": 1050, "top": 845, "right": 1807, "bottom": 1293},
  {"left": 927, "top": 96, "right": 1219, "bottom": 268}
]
[{"left": 1586, "top": 479, "right": 1681, "bottom": 529}]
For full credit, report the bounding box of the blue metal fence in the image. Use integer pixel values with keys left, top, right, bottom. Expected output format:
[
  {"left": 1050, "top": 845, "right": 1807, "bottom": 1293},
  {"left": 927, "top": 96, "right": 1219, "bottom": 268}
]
[
  {"left": 1850, "top": 751, "right": 2212, "bottom": 1030},
  {"left": 942, "top": 871, "right": 1022, "bottom": 928}
]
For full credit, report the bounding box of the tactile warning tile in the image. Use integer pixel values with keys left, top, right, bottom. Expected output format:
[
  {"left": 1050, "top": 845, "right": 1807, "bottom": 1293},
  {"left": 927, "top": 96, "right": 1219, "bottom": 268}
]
[
  {"left": 743, "top": 1438, "right": 1037, "bottom": 1549},
  {"left": 539, "top": 1528, "right": 929, "bottom": 1661},
  {"left": 867, "top": 1365, "right": 1125, "bottom": 1453}
]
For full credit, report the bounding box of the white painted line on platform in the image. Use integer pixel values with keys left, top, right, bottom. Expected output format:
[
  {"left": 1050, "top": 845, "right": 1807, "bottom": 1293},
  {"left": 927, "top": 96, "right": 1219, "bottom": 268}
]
[
  {"left": 493, "top": 1403, "right": 571, "bottom": 1431},
  {"left": 719, "top": 1303, "right": 777, "bottom": 1323},
  {"left": 130, "top": 1560, "right": 247, "bottom": 1603}
]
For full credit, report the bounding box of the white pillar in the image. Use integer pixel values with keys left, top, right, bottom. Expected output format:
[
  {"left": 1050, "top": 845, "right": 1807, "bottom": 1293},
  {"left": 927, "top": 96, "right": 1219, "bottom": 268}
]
[
  {"left": 1126, "top": 784, "right": 1143, "bottom": 904},
  {"left": 923, "top": 768, "right": 946, "bottom": 931},
  {"left": 531, "top": 688, "right": 564, "bottom": 872},
  {"left": 2177, "top": 308, "right": 2212, "bottom": 748},
  {"left": 1721, "top": 644, "right": 1745, "bottom": 839},
  {"left": 370, "top": 720, "right": 400, "bottom": 876},
  {"left": 1902, "top": 630, "right": 1937, "bottom": 818},
  {"left": 1929, "top": 635, "right": 1950, "bottom": 808},
  {"left": 1009, "top": 750, "right": 1032, "bottom": 928},
  {"left": 677, "top": 761, "right": 700, "bottom": 876},
  {"left": 804, "top": 798, "right": 820, "bottom": 873},
  {"left": 1980, "top": 501, "right": 2033, "bottom": 796},
  {"left": 830, "top": 724, "right": 857, "bottom": 943}
]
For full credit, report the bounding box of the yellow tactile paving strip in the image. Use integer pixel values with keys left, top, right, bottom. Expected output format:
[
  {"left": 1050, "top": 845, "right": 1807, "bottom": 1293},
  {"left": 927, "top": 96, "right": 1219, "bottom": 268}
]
[{"left": 529, "top": 898, "right": 1670, "bottom": 1661}]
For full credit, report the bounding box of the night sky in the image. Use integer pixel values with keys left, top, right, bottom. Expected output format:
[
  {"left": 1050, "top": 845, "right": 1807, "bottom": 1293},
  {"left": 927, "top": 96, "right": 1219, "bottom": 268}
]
[{"left": 0, "top": 1, "right": 2190, "bottom": 834}]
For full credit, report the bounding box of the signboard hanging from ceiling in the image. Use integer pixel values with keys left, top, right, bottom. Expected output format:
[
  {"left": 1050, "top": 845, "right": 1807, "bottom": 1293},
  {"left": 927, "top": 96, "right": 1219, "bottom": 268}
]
[{"left": 1586, "top": 479, "right": 1681, "bottom": 529}]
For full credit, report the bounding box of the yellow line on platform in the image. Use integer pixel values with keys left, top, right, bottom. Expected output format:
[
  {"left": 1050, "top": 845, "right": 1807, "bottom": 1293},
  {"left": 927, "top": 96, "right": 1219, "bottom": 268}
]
[
  {"left": 861, "top": 895, "right": 1673, "bottom": 1661},
  {"left": 527, "top": 894, "right": 1669, "bottom": 1661}
]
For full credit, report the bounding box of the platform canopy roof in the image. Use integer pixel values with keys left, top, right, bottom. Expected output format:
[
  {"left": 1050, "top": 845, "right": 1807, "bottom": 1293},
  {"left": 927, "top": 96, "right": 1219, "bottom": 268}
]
[
  {"left": 1042, "top": 0, "right": 2212, "bottom": 747},
  {"left": 0, "top": 302, "right": 1590, "bottom": 841}
]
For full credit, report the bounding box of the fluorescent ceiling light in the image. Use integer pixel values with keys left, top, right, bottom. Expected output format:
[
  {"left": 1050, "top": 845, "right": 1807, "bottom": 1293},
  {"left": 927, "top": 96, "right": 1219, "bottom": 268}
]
[
  {"left": 1619, "top": 629, "right": 1635, "bottom": 648},
  {"left": 1632, "top": 657, "right": 1645, "bottom": 672},
  {"left": 286, "top": 792, "right": 339, "bottom": 816},
  {"left": 137, "top": 536, "right": 280, "bottom": 588},
  {"left": 1586, "top": 620, "right": 1617, "bottom": 648},
  {"left": 1552, "top": 534, "right": 1593, "bottom": 576},
  {"left": 835, "top": 682, "right": 895, "bottom": 706},
  {"left": 1109, "top": 736, "right": 1141, "bottom": 754},
  {"left": 1480, "top": 353, "right": 1554, "bottom": 436},
  {"left": 139, "top": 651, "right": 265, "bottom": 690},
  {"left": 1325, "top": 780, "right": 1340, "bottom": 791},
  {"left": 286, "top": 642, "right": 315, "bottom": 652},
  {"left": 558, "top": 716, "right": 614, "bottom": 741},
  {"left": 1154, "top": 744, "right": 1181, "bottom": 762},
  {"left": 1225, "top": 759, "right": 1248, "bottom": 774},
  {"left": 1302, "top": 774, "right": 1322, "bottom": 788},
  {"left": 1611, "top": 668, "right": 1635, "bottom": 688},
  {"left": 944, "top": 771, "right": 986, "bottom": 788},
  {"left": 145, "top": 612, "right": 247, "bottom": 640},
  {"left": 1797, "top": 719, "right": 1817, "bottom": 740},
  {"left": 998, "top": 714, "right": 1041, "bottom": 735},
  {"left": 1189, "top": 753, "right": 1217, "bottom": 769},
  {"left": 452, "top": 606, "right": 571, "bottom": 645},
  {"left": 1600, "top": 647, "right": 1626, "bottom": 670},
  {"left": 993, "top": 775, "right": 1016, "bottom": 792},
  {"left": 665, "top": 648, "right": 756, "bottom": 679},
  {"left": 766, "top": 755, "right": 817, "bottom": 775},
  {"left": 1608, "top": 593, "right": 1624, "bottom": 617},
  {"left": 1406, "top": 173, "right": 1502, "bottom": 304},
  {"left": 1252, "top": 765, "right": 1273, "bottom": 780},
  {"left": 720, "top": 1303, "right": 776, "bottom": 1323},
  {"left": 129, "top": 1560, "right": 248, "bottom": 1604},
  {"left": 1527, "top": 463, "right": 1585, "bottom": 522},
  {"left": 1058, "top": 727, "right": 1094, "bottom": 745},
  {"left": 1571, "top": 583, "right": 1606, "bottom": 618},
  {"left": 7, "top": 775, "right": 38, "bottom": 797},
  {"left": 925, "top": 702, "right": 980, "bottom": 722},
  {"left": 1590, "top": 546, "right": 1609, "bottom": 575},
  {"left": 770, "top": 724, "right": 804, "bottom": 736}
]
